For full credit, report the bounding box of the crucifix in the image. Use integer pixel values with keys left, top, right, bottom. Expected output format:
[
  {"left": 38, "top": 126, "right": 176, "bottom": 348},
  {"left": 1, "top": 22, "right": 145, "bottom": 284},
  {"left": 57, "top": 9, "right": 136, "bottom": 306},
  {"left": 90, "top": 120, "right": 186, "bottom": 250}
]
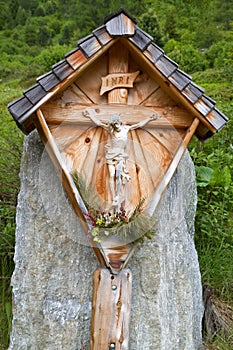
[{"left": 83, "top": 109, "right": 157, "bottom": 210}]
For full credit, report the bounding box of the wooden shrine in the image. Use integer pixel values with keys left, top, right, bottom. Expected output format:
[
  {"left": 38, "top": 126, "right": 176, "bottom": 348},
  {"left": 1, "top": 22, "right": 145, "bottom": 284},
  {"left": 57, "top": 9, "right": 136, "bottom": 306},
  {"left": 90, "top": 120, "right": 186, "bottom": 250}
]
[{"left": 8, "top": 9, "right": 228, "bottom": 350}]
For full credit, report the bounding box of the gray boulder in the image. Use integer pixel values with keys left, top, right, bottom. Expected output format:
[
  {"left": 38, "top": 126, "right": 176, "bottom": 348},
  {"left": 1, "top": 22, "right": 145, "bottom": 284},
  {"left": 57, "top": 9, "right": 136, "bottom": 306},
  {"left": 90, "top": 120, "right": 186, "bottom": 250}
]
[{"left": 9, "top": 131, "right": 203, "bottom": 350}]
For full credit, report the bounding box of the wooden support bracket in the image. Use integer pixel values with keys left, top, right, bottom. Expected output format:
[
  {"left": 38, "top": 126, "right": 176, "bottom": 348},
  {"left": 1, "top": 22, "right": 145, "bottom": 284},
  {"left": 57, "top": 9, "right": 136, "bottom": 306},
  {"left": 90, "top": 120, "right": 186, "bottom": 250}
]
[{"left": 91, "top": 268, "right": 132, "bottom": 350}]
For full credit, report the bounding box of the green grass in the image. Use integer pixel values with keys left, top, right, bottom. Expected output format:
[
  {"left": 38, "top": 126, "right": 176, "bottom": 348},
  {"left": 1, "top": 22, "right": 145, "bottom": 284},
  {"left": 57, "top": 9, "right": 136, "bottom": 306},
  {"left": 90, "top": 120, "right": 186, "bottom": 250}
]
[
  {"left": 205, "top": 330, "right": 233, "bottom": 350},
  {"left": 0, "top": 81, "right": 24, "bottom": 349},
  {"left": 0, "top": 259, "right": 13, "bottom": 349}
]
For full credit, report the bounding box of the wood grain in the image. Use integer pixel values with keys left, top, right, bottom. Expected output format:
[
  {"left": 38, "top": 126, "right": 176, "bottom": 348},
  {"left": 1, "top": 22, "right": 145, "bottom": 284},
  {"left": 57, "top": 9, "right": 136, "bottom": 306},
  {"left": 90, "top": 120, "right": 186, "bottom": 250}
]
[
  {"left": 74, "top": 53, "right": 109, "bottom": 104},
  {"left": 106, "top": 13, "right": 135, "bottom": 36},
  {"left": 34, "top": 39, "right": 202, "bottom": 278},
  {"left": 42, "top": 103, "right": 193, "bottom": 129},
  {"left": 147, "top": 117, "right": 200, "bottom": 215},
  {"left": 66, "top": 49, "right": 87, "bottom": 70},
  {"left": 55, "top": 82, "right": 93, "bottom": 104},
  {"left": 91, "top": 268, "right": 132, "bottom": 350},
  {"left": 127, "top": 72, "right": 160, "bottom": 106},
  {"left": 108, "top": 42, "right": 129, "bottom": 104}
]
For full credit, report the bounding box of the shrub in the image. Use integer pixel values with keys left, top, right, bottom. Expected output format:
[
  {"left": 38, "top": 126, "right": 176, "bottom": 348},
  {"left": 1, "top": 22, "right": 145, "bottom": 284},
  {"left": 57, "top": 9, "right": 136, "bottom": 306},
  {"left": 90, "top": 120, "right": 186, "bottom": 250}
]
[
  {"left": 164, "top": 39, "right": 207, "bottom": 73},
  {"left": 34, "top": 44, "right": 71, "bottom": 71}
]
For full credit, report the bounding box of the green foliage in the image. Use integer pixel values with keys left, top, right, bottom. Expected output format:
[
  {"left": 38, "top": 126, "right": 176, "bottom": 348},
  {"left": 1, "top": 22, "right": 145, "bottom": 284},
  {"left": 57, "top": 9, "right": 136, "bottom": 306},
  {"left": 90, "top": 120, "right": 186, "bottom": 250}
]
[
  {"left": 0, "top": 261, "right": 13, "bottom": 349},
  {"left": 0, "top": 81, "right": 24, "bottom": 349},
  {"left": 187, "top": 70, "right": 233, "bottom": 347},
  {"left": 164, "top": 39, "right": 208, "bottom": 73},
  {"left": 196, "top": 165, "right": 231, "bottom": 189},
  {"left": 59, "top": 22, "right": 76, "bottom": 45},
  {"left": 208, "top": 330, "right": 233, "bottom": 350},
  {"left": 0, "top": 51, "right": 42, "bottom": 84},
  {"left": 18, "top": 0, "right": 38, "bottom": 14},
  {"left": 192, "top": 69, "right": 233, "bottom": 103},
  {"left": 204, "top": 33, "right": 233, "bottom": 70},
  {"left": 138, "top": 8, "right": 164, "bottom": 47},
  {"left": 34, "top": 4, "right": 45, "bottom": 17},
  {"left": 164, "top": 6, "right": 179, "bottom": 40},
  {"left": 24, "top": 16, "right": 53, "bottom": 46},
  {"left": 214, "top": 0, "right": 233, "bottom": 30},
  {"left": 189, "top": 86, "right": 233, "bottom": 303},
  {"left": 34, "top": 44, "right": 72, "bottom": 71},
  {"left": 15, "top": 6, "right": 27, "bottom": 26},
  {"left": 194, "top": 22, "right": 224, "bottom": 49},
  {"left": 44, "top": 1, "right": 58, "bottom": 16}
]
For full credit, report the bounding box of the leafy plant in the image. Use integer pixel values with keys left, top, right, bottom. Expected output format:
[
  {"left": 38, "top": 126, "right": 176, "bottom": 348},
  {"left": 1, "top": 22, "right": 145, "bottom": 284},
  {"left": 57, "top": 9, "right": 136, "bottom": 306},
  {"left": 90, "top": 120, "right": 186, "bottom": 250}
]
[
  {"left": 72, "top": 172, "right": 157, "bottom": 243},
  {"left": 189, "top": 100, "right": 233, "bottom": 306},
  {"left": 34, "top": 44, "right": 72, "bottom": 71},
  {"left": 196, "top": 165, "right": 231, "bottom": 189},
  {"left": 164, "top": 39, "right": 208, "bottom": 73}
]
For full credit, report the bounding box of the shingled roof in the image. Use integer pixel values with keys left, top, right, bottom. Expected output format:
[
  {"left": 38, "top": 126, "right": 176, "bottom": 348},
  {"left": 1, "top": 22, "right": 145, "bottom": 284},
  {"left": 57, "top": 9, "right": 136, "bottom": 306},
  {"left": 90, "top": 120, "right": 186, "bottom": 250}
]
[{"left": 8, "top": 9, "right": 228, "bottom": 140}]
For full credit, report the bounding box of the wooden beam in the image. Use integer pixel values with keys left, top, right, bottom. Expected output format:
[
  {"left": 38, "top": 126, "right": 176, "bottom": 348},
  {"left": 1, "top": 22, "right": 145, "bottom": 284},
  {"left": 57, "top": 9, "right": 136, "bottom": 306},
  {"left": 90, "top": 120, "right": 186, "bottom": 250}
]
[
  {"left": 91, "top": 268, "right": 132, "bottom": 350},
  {"left": 108, "top": 42, "right": 129, "bottom": 104},
  {"left": 41, "top": 103, "right": 193, "bottom": 129}
]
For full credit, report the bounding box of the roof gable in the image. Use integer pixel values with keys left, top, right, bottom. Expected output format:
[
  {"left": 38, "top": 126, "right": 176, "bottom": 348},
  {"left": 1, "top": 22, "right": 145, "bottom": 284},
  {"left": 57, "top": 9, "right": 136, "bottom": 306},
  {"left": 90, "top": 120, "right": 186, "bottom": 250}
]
[{"left": 8, "top": 9, "right": 228, "bottom": 139}]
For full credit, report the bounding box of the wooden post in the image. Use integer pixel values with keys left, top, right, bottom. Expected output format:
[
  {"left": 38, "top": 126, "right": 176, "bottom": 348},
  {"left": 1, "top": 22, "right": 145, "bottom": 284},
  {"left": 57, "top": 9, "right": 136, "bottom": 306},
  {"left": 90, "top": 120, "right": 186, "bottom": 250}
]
[
  {"left": 91, "top": 268, "right": 132, "bottom": 350},
  {"left": 108, "top": 42, "right": 129, "bottom": 104}
]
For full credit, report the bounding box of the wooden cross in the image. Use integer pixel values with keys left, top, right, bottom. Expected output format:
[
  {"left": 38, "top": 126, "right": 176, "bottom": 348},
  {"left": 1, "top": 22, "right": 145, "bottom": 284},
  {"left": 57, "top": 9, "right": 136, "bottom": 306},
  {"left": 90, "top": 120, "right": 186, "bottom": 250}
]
[{"left": 90, "top": 41, "right": 140, "bottom": 350}]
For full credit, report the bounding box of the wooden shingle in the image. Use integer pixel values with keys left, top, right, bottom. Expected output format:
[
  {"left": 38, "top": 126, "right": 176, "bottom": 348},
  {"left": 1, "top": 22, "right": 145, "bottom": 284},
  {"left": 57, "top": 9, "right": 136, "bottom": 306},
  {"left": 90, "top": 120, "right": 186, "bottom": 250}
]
[
  {"left": 144, "top": 43, "right": 164, "bottom": 63},
  {"left": 65, "top": 49, "right": 87, "bottom": 70},
  {"left": 24, "top": 84, "right": 47, "bottom": 105},
  {"left": 154, "top": 55, "right": 178, "bottom": 78},
  {"left": 8, "top": 96, "right": 33, "bottom": 118},
  {"left": 206, "top": 108, "right": 228, "bottom": 130},
  {"left": 93, "top": 25, "right": 113, "bottom": 45},
  {"left": 129, "top": 27, "right": 153, "bottom": 51},
  {"left": 105, "top": 11, "right": 136, "bottom": 37},
  {"left": 52, "top": 59, "right": 74, "bottom": 81},
  {"left": 202, "top": 94, "right": 216, "bottom": 107},
  {"left": 194, "top": 97, "right": 213, "bottom": 117},
  {"left": 182, "top": 82, "right": 204, "bottom": 103},
  {"left": 78, "top": 34, "right": 102, "bottom": 58},
  {"left": 168, "top": 69, "right": 191, "bottom": 91},
  {"left": 37, "top": 71, "right": 60, "bottom": 92}
]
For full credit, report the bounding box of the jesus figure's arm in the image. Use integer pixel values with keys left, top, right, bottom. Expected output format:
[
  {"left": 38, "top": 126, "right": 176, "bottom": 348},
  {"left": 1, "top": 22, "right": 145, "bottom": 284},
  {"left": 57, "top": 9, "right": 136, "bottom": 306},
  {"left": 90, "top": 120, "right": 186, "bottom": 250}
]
[
  {"left": 129, "top": 113, "right": 159, "bottom": 130},
  {"left": 82, "top": 109, "right": 109, "bottom": 130}
]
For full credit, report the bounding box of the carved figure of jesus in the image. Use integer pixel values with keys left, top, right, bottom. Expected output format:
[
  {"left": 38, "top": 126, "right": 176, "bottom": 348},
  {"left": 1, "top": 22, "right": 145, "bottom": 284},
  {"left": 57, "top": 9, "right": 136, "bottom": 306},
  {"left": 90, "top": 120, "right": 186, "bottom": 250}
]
[{"left": 83, "top": 109, "right": 158, "bottom": 208}]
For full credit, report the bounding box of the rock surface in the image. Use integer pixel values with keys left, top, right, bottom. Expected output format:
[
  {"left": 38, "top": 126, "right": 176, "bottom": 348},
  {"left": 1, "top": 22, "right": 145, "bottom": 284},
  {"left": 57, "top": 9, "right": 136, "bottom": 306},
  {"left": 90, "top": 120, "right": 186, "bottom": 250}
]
[{"left": 9, "top": 131, "right": 204, "bottom": 350}]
